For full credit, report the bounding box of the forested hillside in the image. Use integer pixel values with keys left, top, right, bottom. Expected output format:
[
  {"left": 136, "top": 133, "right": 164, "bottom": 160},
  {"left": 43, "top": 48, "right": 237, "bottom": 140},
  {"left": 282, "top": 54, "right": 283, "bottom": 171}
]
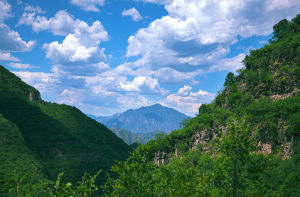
[
  {"left": 0, "top": 66, "right": 130, "bottom": 196},
  {"left": 104, "top": 15, "right": 300, "bottom": 197},
  {"left": 110, "top": 127, "right": 164, "bottom": 145}
]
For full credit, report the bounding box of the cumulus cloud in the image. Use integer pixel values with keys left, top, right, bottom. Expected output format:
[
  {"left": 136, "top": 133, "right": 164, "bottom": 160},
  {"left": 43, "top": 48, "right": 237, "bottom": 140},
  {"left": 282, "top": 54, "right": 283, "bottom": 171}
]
[
  {"left": 161, "top": 85, "right": 215, "bottom": 116},
  {"left": 70, "top": 0, "right": 105, "bottom": 12},
  {"left": 0, "top": 52, "right": 20, "bottom": 61},
  {"left": 209, "top": 53, "right": 246, "bottom": 72},
  {"left": 42, "top": 20, "right": 108, "bottom": 71},
  {"left": 24, "top": 5, "right": 45, "bottom": 14},
  {"left": 151, "top": 67, "right": 202, "bottom": 84},
  {"left": 0, "top": 24, "right": 35, "bottom": 52},
  {"left": 0, "top": 1, "right": 35, "bottom": 57},
  {"left": 177, "top": 85, "right": 192, "bottom": 96},
  {"left": 120, "top": 76, "right": 166, "bottom": 94},
  {"left": 9, "top": 62, "right": 39, "bottom": 69},
  {"left": 122, "top": 8, "right": 143, "bottom": 22},
  {"left": 18, "top": 9, "right": 109, "bottom": 75},
  {"left": 18, "top": 10, "right": 84, "bottom": 36},
  {"left": 126, "top": 0, "right": 300, "bottom": 73}
]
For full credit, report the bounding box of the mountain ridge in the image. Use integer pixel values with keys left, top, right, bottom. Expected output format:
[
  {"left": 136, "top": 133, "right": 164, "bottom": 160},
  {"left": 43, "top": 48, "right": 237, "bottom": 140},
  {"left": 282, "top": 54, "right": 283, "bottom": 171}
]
[{"left": 92, "top": 103, "right": 189, "bottom": 134}]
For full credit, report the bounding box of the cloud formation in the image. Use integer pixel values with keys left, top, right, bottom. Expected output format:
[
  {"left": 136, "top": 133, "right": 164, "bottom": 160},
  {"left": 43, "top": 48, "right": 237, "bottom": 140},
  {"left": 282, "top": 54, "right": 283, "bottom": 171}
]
[
  {"left": 9, "top": 62, "right": 39, "bottom": 69},
  {"left": 18, "top": 9, "right": 109, "bottom": 75},
  {"left": 161, "top": 85, "right": 215, "bottom": 116},
  {"left": 11, "top": 0, "right": 300, "bottom": 117},
  {"left": 70, "top": 0, "right": 105, "bottom": 12},
  {"left": 0, "top": 1, "right": 34, "bottom": 60},
  {"left": 122, "top": 8, "right": 143, "bottom": 22},
  {"left": 126, "top": 0, "right": 300, "bottom": 74},
  {"left": 0, "top": 52, "right": 20, "bottom": 61},
  {"left": 24, "top": 5, "right": 46, "bottom": 14}
]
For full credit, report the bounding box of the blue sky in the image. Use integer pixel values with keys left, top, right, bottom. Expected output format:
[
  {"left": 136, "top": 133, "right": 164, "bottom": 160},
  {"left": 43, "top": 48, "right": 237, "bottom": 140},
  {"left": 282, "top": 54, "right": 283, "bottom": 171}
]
[{"left": 0, "top": 0, "right": 299, "bottom": 116}]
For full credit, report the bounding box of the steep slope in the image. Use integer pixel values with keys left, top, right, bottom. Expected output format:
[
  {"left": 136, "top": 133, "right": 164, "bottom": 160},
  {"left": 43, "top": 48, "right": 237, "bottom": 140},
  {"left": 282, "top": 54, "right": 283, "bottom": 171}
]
[
  {"left": 104, "top": 15, "right": 300, "bottom": 196},
  {"left": 109, "top": 127, "right": 138, "bottom": 145},
  {"left": 95, "top": 103, "right": 188, "bottom": 134},
  {"left": 0, "top": 113, "right": 49, "bottom": 197},
  {"left": 0, "top": 66, "right": 131, "bottom": 193},
  {"left": 110, "top": 127, "right": 164, "bottom": 145},
  {"left": 143, "top": 14, "right": 300, "bottom": 159}
]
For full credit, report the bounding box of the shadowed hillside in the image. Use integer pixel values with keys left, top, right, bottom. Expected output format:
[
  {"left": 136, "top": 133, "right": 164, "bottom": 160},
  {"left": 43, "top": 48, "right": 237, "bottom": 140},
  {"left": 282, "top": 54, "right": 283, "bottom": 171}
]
[{"left": 0, "top": 66, "right": 130, "bottom": 196}]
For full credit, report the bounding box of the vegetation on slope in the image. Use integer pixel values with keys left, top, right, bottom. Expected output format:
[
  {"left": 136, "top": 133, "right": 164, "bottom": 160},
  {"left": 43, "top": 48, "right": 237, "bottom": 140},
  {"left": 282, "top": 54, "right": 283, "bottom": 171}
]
[
  {"left": 110, "top": 127, "right": 165, "bottom": 145},
  {"left": 0, "top": 66, "right": 131, "bottom": 195},
  {"left": 103, "top": 14, "right": 300, "bottom": 196},
  {"left": 0, "top": 113, "right": 49, "bottom": 196}
]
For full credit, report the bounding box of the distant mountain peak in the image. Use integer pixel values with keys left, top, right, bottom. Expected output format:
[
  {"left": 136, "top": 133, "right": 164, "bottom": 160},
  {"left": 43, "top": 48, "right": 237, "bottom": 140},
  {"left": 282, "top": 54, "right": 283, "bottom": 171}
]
[{"left": 94, "top": 104, "right": 189, "bottom": 134}]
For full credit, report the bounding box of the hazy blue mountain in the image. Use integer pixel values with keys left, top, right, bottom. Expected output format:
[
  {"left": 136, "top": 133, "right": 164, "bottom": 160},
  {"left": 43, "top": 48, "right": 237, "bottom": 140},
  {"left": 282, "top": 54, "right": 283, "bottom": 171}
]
[{"left": 93, "top": 104, "right": 189, "bottom": 134}]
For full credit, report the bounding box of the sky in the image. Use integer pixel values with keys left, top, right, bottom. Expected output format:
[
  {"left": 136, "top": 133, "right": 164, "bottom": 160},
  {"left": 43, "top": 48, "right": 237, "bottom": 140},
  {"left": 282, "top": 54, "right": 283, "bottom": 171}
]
[{"left": 0, "top": 0, "right": 299, "bottom": 116}]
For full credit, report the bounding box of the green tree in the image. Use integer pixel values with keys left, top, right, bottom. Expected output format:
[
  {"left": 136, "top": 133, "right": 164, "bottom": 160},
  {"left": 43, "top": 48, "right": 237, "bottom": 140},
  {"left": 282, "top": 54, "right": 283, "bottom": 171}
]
[
  {"left": 217, "top": 118, "right": 255, "bottom": 197},
  {"left": 224, "top": 72, "right": 235, "bottom": 87}
]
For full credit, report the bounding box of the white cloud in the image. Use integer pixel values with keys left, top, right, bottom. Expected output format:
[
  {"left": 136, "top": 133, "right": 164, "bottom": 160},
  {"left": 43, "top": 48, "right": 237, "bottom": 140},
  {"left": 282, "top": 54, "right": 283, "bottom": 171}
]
[
  {"left": 209, "top": 53, "right": 246, "bottom": 72},
  {"left": 18, "top": 10, "right": 83, "bottom": 36},
  {"left": 43, "top": 19, "right": 108, "bottom": 66},
  {"left": 122, "top": 8, "right": 143, "bottom": 22},
  {"left": 120, "top": 76, "right": 165, "bottom": 94},
  {"left": 161, "top": 85, "right": 215, "bottom": 116},
  {"left": 0, "top": 1, "right": 35, "bottom": 53},
  {"left": 117, "top": 94, "right": 153, "bottom": 110},
  {"left": 0, "top": 52, "right": 20, "bottom": 61},
  {"left": 24, "top": 5, "right": 45, "bottom": 14},
  {"left": 177, "top": 85, "right": 192, "bottom": 96},
  {"left": 9, "top": 62, "right": 39, "bottom": 69},
  {"left": 0, "top": 24, "right": 35, "bottom": 52},
  {"left": 18, "top": 9, "right": 109, "bottom": 75},
  {"left": 70, "top": 0, "right": 105, "bottom": 12},
  {"left": 151, "top": 67, "right": 202, "bottom": 84},
  {"left": 136, "top": 0, "right": 172, "bottom": 4},
  {"left": 0, "top": 1, "right": 11, "bottom": 23}
]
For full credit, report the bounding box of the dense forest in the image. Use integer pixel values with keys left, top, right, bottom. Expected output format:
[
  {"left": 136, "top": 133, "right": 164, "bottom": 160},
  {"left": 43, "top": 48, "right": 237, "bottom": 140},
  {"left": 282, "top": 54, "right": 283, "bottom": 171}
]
[{"left": 0, "top": 14, "right": 299, "bottom": 196}]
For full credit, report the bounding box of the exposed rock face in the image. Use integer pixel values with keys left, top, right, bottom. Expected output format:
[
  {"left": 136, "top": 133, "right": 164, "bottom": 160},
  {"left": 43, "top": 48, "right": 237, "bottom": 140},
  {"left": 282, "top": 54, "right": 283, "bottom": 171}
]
[
  {"left": 258, "top": 142, "right": 272, "bottom": 155},
  {"left": 29, "top": 92, "right": 33, "bottom": 102},
  {"left": 192, "top": 130, "right": 210, "bottom": 150},
  {"left": 283, "top": 142, "right": 292, "bottom": 159},
  {"left": 154, "top": 152, "right": 172, "bottom": 166},
  {"left": 28, "top": 91, "right": 42, "bottom": 102}
]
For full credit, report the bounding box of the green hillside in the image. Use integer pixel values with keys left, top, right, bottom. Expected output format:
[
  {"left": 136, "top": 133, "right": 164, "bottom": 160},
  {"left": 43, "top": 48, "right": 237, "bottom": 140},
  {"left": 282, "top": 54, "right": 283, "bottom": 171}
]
[
  {"left": 104, "top": 15, "right": 300, "bottom": 196},
  {"left": 0, "top": 66, "right": 131, "bottom": 196},
  {"left": 110, "top": 127, "right": 165, "bottom": 145},
  {"left": 0, "top": 113, "right": 49, "bottom": 196},
  {"left": 109, "top": 127, "right": 138, "bottom": 145}
]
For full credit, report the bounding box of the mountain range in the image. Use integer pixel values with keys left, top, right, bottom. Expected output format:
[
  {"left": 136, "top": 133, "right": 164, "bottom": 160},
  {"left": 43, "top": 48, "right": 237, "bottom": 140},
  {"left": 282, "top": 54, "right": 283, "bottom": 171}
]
[{"left": 91, "top": 103, "right": 189, "bottom": 134}]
